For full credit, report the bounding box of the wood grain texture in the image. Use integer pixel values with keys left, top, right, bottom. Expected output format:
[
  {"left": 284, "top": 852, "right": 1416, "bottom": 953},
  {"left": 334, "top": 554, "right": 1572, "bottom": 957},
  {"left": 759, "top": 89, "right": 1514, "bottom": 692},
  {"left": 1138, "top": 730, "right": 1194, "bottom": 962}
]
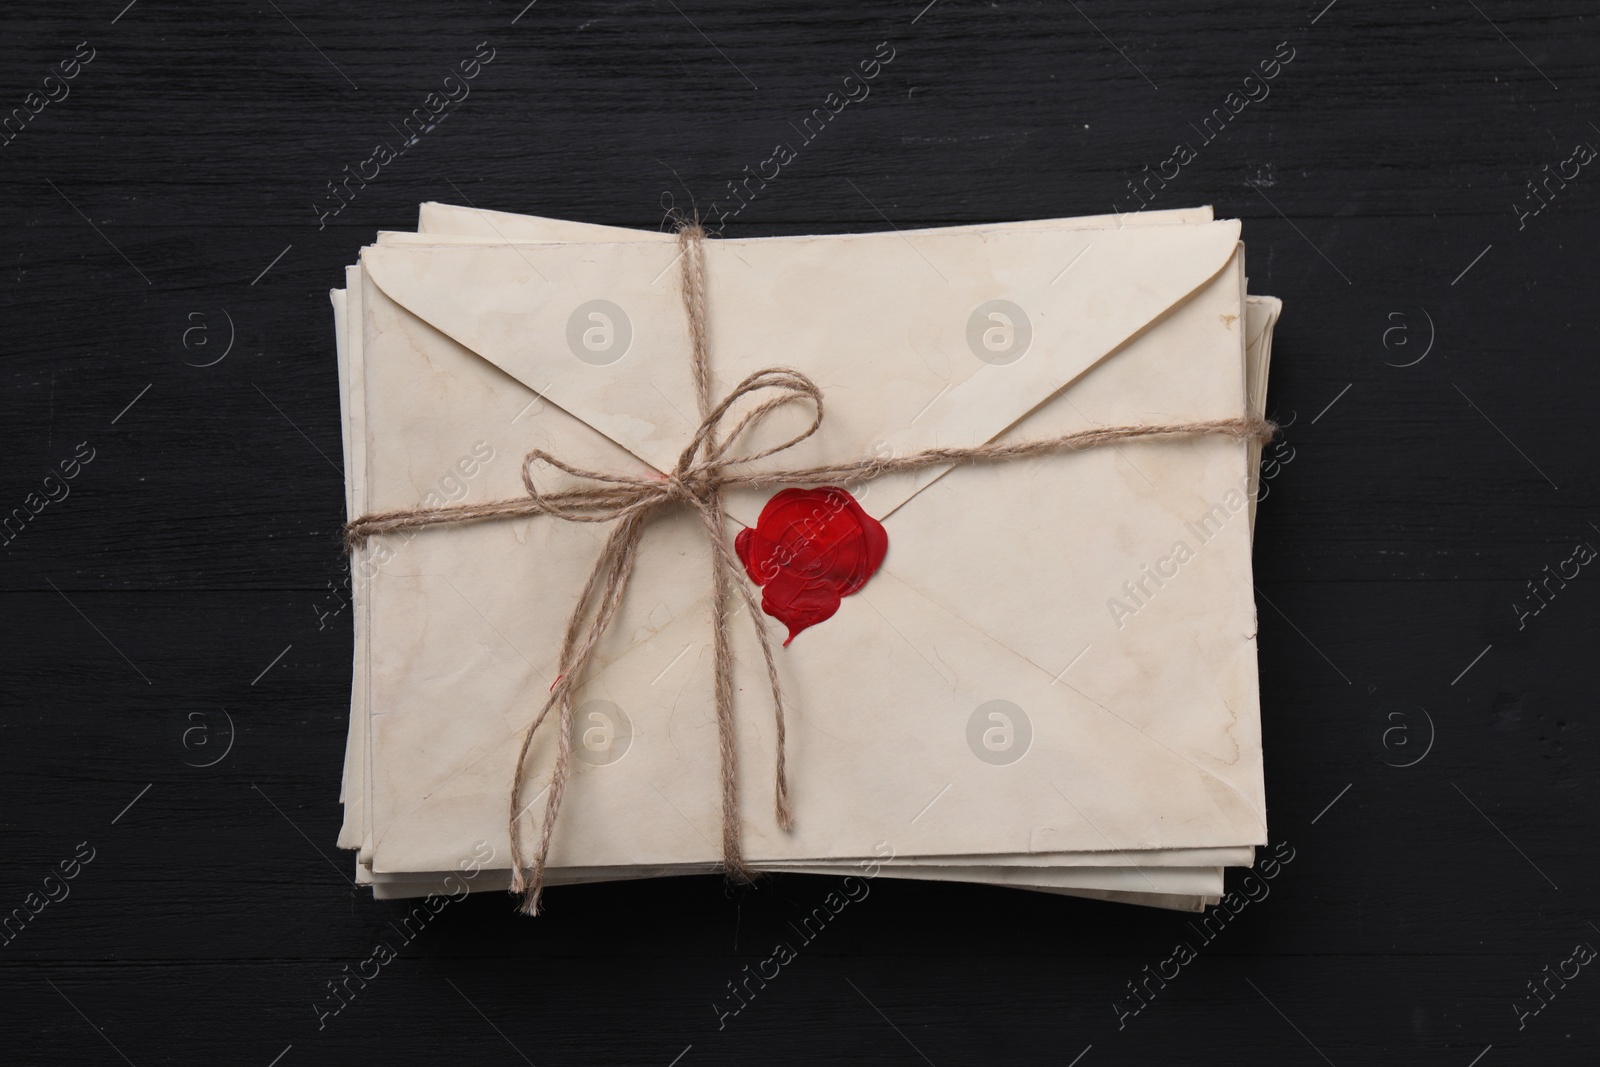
[{"left": 2, "top": 2, "right": 1597, "bottom": 1064}]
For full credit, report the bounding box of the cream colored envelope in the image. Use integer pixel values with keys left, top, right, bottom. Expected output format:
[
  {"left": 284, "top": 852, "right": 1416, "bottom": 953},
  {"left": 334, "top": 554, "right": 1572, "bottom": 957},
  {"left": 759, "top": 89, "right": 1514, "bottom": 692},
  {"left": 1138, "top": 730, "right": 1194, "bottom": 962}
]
[
  {"left": 357, "top": 861, "right": 1220, "bottom": 912},
  {"left": 333, "top": 207, "right": 1276, "bottom": 910},
  {"left": 331, "top": 234, "right": 1272, "bottom": 915},
  {"left": 333, "top": 245, "right": 1275, "bottom": 910},
  {"left": 335, "top": 204, "right": 1232, "bottom": 871},
  {"left": 346, "top": 207, "right": 1275, "bottom": 906},
  {"left": 360, "top": 862, "right": 1223, "bottom": 898},
  {"left": 343, "top": 212, "right": 1269, "bottom": 892},
  {"left": 345, "top": 204, "right": 1248, "bottom": 869}
]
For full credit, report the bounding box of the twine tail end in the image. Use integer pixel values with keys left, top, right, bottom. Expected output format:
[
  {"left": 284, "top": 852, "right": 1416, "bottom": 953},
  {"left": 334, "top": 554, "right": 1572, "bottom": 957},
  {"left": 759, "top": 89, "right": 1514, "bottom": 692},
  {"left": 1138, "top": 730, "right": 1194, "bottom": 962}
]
[
  {"left": 516, "top": 886, "right": 544, "bottom": 917},
  {"left": 775, "top": 781, "right": 793, "bottom": 833},
  {"left": 511, "top": 861, "right": 546, "bottom": 915}
]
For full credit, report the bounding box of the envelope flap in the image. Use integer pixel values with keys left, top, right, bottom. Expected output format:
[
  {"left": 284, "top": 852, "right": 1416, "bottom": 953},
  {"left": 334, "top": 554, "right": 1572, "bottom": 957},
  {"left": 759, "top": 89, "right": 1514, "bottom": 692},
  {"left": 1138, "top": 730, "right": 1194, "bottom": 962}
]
[
  {"left": 687, "top": 220, "right": 1243, "bottom": 527},
  {"left": 864, "top": 223, "right": 1235, "bottom": 524},
  {"left": 362, "top": 240, "right": 703, "bottom": 475},
  {"left": 908, "top": 220, "right": 1243, "bottom": 429}
]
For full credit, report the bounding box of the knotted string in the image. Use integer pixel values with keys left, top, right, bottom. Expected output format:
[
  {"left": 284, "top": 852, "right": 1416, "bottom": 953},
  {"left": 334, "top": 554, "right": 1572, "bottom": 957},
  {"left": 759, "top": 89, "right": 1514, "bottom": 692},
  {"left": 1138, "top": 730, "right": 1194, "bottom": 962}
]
[{"left": 344, "top": 224, "right": 1276, "bottom": 914}]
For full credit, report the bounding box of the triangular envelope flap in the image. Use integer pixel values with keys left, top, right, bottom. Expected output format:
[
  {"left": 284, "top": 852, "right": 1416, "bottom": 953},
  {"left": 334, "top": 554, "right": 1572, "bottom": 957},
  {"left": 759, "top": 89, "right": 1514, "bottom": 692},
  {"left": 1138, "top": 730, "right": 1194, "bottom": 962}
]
[
  {"left": 705, "top": 219, "right": 1242, "bottom": 526},
  {"left": 894, "top": 221, "right": 1244, "bottom": 459},
  {"left": 361, "top": 240, "right": 703, "bottom": 476}
]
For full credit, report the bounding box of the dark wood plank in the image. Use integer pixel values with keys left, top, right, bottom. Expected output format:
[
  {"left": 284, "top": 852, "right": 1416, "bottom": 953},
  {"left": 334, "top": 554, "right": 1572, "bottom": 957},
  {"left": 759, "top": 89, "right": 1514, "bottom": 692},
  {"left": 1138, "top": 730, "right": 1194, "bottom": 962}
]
[{"left": 2, "top": 2, "right": 1597, "bottom": 1064}]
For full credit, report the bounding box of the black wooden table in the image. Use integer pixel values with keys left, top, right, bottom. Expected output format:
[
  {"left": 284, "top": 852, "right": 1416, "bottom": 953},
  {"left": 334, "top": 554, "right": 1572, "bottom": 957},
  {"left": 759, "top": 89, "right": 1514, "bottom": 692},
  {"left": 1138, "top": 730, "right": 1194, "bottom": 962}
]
[{"left": 3, "top": 3, "right": 1596, "bottom": 1064}]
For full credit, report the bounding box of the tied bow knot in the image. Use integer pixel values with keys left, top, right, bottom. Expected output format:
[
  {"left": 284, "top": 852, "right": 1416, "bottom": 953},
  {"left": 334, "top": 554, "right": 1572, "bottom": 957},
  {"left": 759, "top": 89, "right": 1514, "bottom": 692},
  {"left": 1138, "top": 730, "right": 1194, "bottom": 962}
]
[
  {"left": 514, "top": 367, "right": 827, "bottom": 522},
  {"left": 501, "top": 366, "right": 823, "bottom": 912}
]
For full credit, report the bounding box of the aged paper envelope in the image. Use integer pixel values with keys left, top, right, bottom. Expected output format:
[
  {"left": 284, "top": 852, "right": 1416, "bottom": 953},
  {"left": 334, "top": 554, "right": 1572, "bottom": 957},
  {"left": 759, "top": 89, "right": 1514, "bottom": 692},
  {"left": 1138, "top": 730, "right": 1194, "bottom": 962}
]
[
  {"left": 333, "top": 227, "right": 1278, "bottom": 909},
  {"left": 348, "top": 209, "right": 1275, "bottom": 901},
  {"left": 339, "top": 205, "right": 1224, "bottom": 862},
  {"left": 343, "top": 215, "right": 1269, "bottom": 883}
]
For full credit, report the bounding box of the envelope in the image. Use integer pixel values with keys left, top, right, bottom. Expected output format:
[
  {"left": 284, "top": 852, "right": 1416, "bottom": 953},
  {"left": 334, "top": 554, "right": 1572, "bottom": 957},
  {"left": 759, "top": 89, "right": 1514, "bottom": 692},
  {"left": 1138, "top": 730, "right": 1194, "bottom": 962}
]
[
  {"left": 332, "top": 206, "right": 1276, "bottom": 910},
  {"left": 353, "top": 206, "right": 1273, "bottom": 908},
  {"left": 371, "top": 204, "right": 1273, "bottom": 908}
]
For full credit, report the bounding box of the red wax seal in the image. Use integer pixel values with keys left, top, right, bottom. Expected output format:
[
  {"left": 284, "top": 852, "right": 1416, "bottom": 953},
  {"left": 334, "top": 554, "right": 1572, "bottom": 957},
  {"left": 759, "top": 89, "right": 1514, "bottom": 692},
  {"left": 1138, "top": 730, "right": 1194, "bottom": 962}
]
[{"left": 734, "top": 486, "right": 888, "bottom": 646}]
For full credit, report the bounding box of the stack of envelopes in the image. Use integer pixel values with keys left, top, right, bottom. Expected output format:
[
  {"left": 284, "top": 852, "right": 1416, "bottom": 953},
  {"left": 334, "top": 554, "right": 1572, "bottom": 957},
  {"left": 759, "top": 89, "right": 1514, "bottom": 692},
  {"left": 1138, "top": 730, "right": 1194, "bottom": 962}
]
[{"left": 330, "top": 203, "right": 1282, "bottom": 913}]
